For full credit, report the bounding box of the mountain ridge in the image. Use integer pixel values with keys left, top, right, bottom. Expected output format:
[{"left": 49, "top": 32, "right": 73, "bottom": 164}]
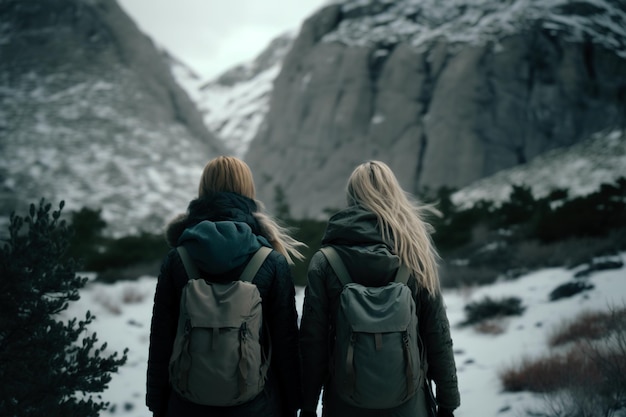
[
  {"left": 0, "top": 0, "right": 224, "bottom": 235},
  {"left": 323, "top": 0, "right": 626, "bottom": 55},
  {"left": 3, "top": 0, "right": 625, "bottom": 236}
]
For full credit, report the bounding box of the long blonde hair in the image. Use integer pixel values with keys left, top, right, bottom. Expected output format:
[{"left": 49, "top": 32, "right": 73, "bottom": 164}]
[
  {"left": 199, "top": 156, "right": 305, "bottom": 264},
  {"left": 347, "top": 160, "right": 440, "bottom": 295}
]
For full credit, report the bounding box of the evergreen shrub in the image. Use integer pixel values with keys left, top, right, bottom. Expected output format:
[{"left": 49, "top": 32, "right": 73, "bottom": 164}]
[
  {"left": 461, "top": 296, "right": 526, "bottom": 326},
  {"left": 549, "top": 281, "right": 595, "bottom": 301},
  {"left": 0, "top": 200, "right": 128, "bottom": 416}
]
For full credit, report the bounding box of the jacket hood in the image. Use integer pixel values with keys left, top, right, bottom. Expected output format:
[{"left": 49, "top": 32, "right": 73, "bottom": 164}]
[
  {"left": 165, "top": 191, "right": 261, "bottom": 247},
  {"left": 322, "top": 206, "right": 400, "bottom": 286},
  {"left": 178, "top": 220, "right": 270, "bottom": 274}
]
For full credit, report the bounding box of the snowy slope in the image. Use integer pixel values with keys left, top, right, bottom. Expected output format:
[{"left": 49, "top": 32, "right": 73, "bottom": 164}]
[
  {"left": 196, "top": 64, "right": 281, "bottom": 158},
  {"left": 452, "top": 129, "right": 626, "bottom": 207},
  {"left": 0, "top": 70, "right": 209, "bottom": 235},
  {"left": 171, "top": 33, "right": 295, "bottom": 157},
  {"left": 161, "top": 49, "right": 205, "bottom": 103},
  {"left": 64, "top": 253, "right": 626, "bottom": 417}
]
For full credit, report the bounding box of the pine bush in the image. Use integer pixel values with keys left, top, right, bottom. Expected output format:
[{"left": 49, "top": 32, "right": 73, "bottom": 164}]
[{"left": 0, "top": 200, "right": 128, "bottom": 417}]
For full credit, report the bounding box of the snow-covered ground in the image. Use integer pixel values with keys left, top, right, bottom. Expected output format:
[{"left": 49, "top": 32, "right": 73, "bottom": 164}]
[{"left": 64, "top": 255, "right": 626, "bottom": 417}]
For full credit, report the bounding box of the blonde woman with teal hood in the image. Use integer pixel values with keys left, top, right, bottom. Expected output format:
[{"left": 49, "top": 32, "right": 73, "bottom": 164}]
[{"left": 147, "top": 156, "right": 305, "bottom": 417}]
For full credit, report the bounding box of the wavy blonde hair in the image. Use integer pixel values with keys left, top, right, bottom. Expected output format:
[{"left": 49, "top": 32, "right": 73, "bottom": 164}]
[
  {"left": 199, "top": 156, "right": 305, "bottom": 264},
  {"left": 347, "top": 160, "right": 441, "bottom": 295}
]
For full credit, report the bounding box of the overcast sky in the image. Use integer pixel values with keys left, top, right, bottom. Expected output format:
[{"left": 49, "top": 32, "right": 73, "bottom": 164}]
[{"left": 117, "top": 0, "right": 329, "bottom": 80}]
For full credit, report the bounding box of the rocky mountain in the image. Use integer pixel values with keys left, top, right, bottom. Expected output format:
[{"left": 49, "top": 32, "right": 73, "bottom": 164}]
[
  {"left": 4, "top": 0, "right": 624, "bottom": 237},
  {"left": 240, "top": 0, "right": 626, "bottom": 218},
  {"left": 0, "top": 0, "right": 225, "bottom": 235}
]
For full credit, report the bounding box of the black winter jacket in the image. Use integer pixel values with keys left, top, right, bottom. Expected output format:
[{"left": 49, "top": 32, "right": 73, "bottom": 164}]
[
  {"left": 146, "top": 192, "right": 302, "bottom": 417},
  {"left": 300, "top": 206, "right": 460, "bottom": 416}
]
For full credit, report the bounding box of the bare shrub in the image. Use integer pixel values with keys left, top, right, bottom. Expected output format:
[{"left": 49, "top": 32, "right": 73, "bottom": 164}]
[
  {"left": 93, "top": 291, "right": 122, "bottom": 315},
  {"left": 458, "top": 284, "right": 477, "bottom": 303},
  {"left": 533, "top": 386, "right": 625, "bottom": 417},
  {"left": 503, "top": 306, "right": 626, "bottom": 416},
  {"left": 549, "top": 308, "right": 626, "bottom": 347},
  {"left": 527, "top": 339, "right": 626, "bottom": 417},
  {"left": 587, "top": 307, "right": 626, "bottom": 407},
  {"left": 500, "top": 346, "right": 603, "bottom": 393},
  {"left": 474, "top": 319, "right": 506, "bottom": 335},
  {"left": 121, "top": 285, "right": 149, "bottom": 304},
  {"left": 93, "top": 284, "right": 149, "bottom": 314}
]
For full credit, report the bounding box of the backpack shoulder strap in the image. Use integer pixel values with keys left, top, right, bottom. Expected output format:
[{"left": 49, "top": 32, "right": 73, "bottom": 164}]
[
  {"left": 394, "top": 264, "right": 411, "bottom": 285},
  {"left": 177, "top": 246, "right": 199, "bottom": 280},
  {"left": 240, "top": 246, "right": 273, "bottom": 283},
  {"left": 240, "top": 246, "right": 274, "bottom": 376},
  {"left": 320, "top": 246, "right": 352, "bottom": 286}
]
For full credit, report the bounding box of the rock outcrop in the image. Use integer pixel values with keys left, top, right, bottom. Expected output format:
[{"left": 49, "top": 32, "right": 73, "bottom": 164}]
[{"left": 246, "top": 0, "right": 626, "bottom": 218}]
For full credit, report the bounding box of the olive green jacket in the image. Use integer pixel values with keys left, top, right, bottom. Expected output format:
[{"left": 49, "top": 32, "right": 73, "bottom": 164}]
[{"left": 300, "top": 206, "right": 460, "bottom": 414}]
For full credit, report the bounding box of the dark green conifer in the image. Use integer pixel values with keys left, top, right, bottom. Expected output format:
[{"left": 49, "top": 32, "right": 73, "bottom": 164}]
[{"left": 0, "top": 199, "right": 127, "bottom": 417}]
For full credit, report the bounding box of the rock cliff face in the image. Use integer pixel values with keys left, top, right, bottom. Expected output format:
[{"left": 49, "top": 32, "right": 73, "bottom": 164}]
[
  {"left": 0, "top": 0, "right": 224, "bottom": 234},
  {"left": 246, "top": 0, "right": 626, "bottom": 218}
]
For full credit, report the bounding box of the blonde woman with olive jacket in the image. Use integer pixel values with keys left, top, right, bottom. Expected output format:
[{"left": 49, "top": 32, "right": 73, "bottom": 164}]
[{"left": 299, "top": 161, "right": 460, "bottom": 417}]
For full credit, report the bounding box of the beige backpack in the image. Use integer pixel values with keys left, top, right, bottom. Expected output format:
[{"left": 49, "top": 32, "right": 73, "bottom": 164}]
[{"left": 169, "top": 246, "right": 272, "bottom": 406}]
